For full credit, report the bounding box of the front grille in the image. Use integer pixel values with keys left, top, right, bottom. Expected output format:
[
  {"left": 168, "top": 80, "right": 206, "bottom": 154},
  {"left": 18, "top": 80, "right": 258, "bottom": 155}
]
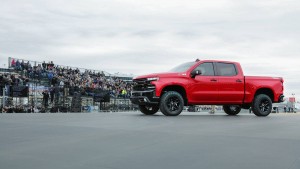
[
  {"left": 133, "top": 78, "right": 155, "bottom": 91},
  {"left": 132, "top": 92, "right": 142, "bottom": 97}
]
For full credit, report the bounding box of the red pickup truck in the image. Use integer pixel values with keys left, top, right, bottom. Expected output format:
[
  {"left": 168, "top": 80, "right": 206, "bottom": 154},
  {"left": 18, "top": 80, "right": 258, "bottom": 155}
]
[{"left": 130, "top": 60, "right": 284, "bottom": 116}]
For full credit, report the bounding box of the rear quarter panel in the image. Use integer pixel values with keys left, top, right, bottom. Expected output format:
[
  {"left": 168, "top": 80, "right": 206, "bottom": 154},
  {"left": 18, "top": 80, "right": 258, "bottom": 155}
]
[{"left": 244, "top": 76, "right": 284, "bottom": 103}]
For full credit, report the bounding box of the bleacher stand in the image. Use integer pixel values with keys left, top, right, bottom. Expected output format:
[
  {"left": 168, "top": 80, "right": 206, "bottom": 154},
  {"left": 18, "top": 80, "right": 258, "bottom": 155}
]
[{"left": 0, "top": 57, "right": 134, "bottom": 113}]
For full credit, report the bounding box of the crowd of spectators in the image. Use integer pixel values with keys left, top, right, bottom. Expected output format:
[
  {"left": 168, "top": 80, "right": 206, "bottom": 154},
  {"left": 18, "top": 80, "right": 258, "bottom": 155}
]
[
  {"left": 0, "top": 73, "right": 29, "bottom": 87},
  {"left": 9, "top": 58, "right": 133, "bottom": 99},
  {"left": 0, "top": 58, "right": 134, "bottom": 112}
]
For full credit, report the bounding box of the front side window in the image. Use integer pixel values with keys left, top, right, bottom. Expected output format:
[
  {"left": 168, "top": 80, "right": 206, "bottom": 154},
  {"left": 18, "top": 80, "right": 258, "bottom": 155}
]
[
  {"left": 216, "top": 63, "right": 237, "bottom": 76},
  {"left": 193, "top": 62, "right": 215, "bottom": 76}
]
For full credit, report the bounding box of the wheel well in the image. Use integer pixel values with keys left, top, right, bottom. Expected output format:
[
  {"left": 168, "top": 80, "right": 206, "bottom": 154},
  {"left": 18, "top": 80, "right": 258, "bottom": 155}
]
[
  {"left": 162, "top": 85, "right": 187, "bottom": 106},
  {"left": 255, "top": 88, "right": 274, "bottom": 101}
]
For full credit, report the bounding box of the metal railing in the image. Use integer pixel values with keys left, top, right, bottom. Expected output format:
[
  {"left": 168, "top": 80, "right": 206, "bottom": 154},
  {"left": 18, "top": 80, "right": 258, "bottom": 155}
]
[{"left": 1, "top": 95, "right": 136, "bottom": 113}]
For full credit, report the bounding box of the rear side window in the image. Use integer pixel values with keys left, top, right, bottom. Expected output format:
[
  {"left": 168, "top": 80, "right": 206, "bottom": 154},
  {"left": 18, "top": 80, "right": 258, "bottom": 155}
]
[
  {"left": 216, "top": 63, "right": 237, "bottom": 76},
  {"left": 194, "top": 62, "right": 215, "bottom": 76}
]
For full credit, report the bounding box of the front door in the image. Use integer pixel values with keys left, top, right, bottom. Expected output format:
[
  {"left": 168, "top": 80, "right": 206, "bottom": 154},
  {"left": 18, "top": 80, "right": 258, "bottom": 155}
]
[{"left": 188, "top": 62, "right": 218, "bottom": 104}]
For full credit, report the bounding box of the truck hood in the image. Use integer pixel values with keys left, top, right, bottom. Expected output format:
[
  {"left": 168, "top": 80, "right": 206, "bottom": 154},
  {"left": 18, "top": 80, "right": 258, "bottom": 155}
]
[{"left": 134, "top": 72, "right": 187, "bottom": 80}]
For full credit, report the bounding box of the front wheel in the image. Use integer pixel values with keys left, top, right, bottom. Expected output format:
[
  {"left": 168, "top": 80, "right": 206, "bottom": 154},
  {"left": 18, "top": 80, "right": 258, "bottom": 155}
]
[
  {"left": 223, "top": 105, "right": 241, "bottom": 115},
  {"left": 252, "top": 94, "right": 272, "bottom": 116},
  {"left": 139, "top": 105, "right": 159, "bottom": 115},
  {"left": 160, "top": 91, "right": 184, "bottom": 116}
]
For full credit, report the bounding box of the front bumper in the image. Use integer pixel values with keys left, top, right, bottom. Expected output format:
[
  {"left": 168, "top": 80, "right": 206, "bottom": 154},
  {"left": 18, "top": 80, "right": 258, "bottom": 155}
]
[{"left": 130, "top": 90, "right": 159, "bottom": 105}]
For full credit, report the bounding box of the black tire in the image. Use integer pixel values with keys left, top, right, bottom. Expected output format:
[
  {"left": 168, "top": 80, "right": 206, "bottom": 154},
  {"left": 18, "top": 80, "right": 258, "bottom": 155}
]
[
  {"left": 252, "top": 94, "right": 272, "bottom": 116},
  {"left": 139, "top": 105, "right": 159, "bottom": 115},
  {"left": 223, "top": 105, "right": 241, "bottom": 115},
  {"left": 160, "top": 91, "right": 184, "bottom": 116}
]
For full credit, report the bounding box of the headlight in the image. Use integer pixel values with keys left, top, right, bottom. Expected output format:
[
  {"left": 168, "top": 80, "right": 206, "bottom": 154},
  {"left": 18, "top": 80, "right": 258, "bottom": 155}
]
[{"left": 147, "top": 77, "right": 159, "bottom": 81}]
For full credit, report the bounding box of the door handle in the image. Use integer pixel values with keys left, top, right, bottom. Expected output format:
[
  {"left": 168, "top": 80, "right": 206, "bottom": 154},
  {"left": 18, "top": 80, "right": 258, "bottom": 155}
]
[
  {"left": 210, "top": 79, "right": 217, "bottom": 82},
  {"left": 236, "top": 79, "right": 243, "bottom": 83}
]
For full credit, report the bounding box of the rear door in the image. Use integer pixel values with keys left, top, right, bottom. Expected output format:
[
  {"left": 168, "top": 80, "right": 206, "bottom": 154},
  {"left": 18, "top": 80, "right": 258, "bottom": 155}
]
[{"left": 216, "top": 62, "right": 244, "bottom": 104}]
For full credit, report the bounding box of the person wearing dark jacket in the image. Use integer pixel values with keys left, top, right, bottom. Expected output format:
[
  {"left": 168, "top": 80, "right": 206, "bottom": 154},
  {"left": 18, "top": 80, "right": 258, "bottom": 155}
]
[
  {"left": 49, "top": 86, "right": 55, "bottom": 104},
  {"left": 42, "top": 61, "right": 47, "bottom": 70},
  {"left": 51, "top": 76, "right": 58, "bottom": 86},
  {"left": 42, "top": 90, "right": 49, "bottom": 107},
  {"left": 54, "top": 85, "right": 60, "bottom": 103}
]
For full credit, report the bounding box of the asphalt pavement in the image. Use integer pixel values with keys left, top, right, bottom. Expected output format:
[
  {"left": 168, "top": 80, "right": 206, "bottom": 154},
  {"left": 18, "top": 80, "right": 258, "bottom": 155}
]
[{"left": 0, "top": 111, "right": 300, "bottom": 169}]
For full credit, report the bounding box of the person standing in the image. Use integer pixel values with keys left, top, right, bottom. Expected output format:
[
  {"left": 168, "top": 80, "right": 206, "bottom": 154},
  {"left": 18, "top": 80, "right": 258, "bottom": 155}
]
[
  {"left": 42, "top": 61, "right": 47, "bottom": 70},
  {"left": 42, "top": 90, "right": 49, "bottom": 107},
  {"left": 121, "top": 89, "right": 127, "bottom": 98},
  {"left": 49, "top": 85, "right": 55, "bottom": 104},
  {"left": 11, "top": 59, "right": 16, "bottom": 68},
  {"left": 209, "top": 105, "right": 215, "bottom": 114},
  {"left": 16, "top": 60, "right": 21, "bottom": 70},
  {"left": 54, "top": 85, "right": 60, "bottom": 104}
]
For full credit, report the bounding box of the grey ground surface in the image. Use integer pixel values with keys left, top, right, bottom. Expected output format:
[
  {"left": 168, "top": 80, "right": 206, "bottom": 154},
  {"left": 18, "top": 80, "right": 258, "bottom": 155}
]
[{"left": 0, "top": 111, "right": 300, "bottom": 169}]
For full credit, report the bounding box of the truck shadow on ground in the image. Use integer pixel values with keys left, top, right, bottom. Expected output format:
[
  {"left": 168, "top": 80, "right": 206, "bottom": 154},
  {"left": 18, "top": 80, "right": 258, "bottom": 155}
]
[{"left": 135, "top": 112, "right": 269, "bottom": 118}]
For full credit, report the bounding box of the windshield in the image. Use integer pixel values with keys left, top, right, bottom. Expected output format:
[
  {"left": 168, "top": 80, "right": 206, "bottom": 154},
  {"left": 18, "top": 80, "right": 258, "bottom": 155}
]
[{"left": 169, "top": 62, "right": 196, "bottom": 72}]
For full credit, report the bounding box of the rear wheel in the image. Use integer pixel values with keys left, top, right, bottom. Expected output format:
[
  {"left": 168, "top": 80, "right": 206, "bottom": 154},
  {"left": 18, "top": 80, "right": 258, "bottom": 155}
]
[
  {"left": 139, "top": 105, "right": 159, "bottom": 115},
  {"left": 223, "top": 105, "right": 241, "bottom": 115},
  {"left": 252, "top": 94, "right": 272, "bottom": 116},
  {"left": 160, "top": 91, "right": 184, "bottom": 116}
]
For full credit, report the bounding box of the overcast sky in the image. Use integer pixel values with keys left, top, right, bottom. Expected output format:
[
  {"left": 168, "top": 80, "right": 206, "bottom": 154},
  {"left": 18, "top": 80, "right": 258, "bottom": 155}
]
[{"left": 0, "top": 0, "right": 299, "bottom": 99}]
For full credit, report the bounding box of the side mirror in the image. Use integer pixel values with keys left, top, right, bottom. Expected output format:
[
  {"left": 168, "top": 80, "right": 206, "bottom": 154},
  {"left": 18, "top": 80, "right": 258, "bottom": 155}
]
[{"left": 191, "top": 69, "right": 202, "bottom": 78}]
